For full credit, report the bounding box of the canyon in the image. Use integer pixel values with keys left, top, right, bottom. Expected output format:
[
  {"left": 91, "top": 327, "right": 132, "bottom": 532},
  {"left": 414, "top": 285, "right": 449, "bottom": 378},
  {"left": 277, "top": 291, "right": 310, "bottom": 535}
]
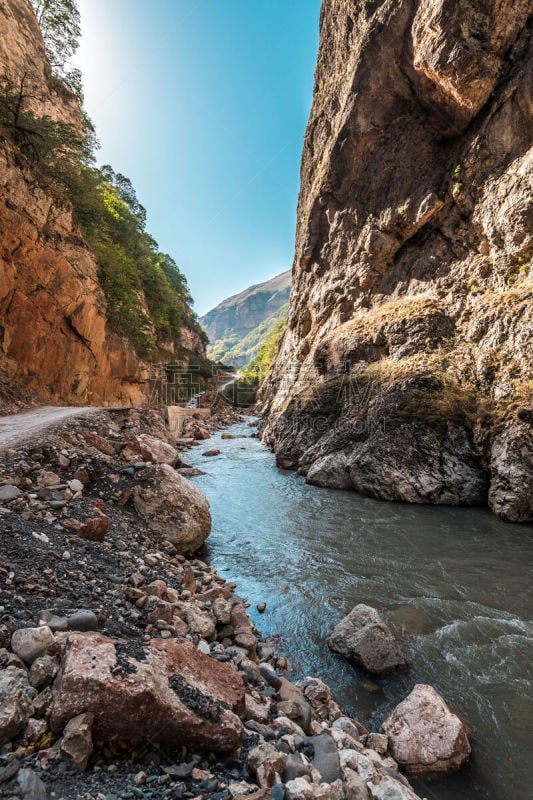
[
  {"left": 260, "top": 0, "right": 533, "bottom": 523},
  {"left": 0, "top": 1, "right": 532, "bottom": 799}
]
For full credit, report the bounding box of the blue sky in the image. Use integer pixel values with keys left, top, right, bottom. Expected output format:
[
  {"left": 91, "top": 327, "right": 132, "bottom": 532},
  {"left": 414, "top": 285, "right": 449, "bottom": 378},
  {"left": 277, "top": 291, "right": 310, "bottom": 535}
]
[{"left": 75, "top": 0, "right": 321, "bottom": 315}]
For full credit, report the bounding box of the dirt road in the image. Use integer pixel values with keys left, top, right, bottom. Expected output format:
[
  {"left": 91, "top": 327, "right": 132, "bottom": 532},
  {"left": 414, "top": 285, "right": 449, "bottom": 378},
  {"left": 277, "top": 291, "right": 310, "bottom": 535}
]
[{"left": 0, "top": 407, "right": 100, "bottom": 450}]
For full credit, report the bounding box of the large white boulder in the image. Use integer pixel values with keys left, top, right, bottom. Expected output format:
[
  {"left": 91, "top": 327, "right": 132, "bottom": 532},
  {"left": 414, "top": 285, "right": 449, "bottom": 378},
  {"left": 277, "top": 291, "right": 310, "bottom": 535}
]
[{"left": 382, "top": 684, "right": 471, "bottom": 777}]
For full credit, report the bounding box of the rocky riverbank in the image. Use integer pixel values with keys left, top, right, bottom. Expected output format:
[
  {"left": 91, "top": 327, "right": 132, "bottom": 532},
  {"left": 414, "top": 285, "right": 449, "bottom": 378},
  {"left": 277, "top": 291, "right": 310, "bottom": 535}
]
[{"left": 0, "top": 406, "right": 468, "bottom": 800}]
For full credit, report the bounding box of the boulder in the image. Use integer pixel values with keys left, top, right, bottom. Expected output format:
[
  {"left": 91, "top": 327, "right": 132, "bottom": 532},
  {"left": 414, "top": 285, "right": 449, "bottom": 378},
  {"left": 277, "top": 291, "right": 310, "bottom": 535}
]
[
  {"left": 0, "top": 667, "right": 34, "bottom": 745},
  {"left": 283, "top": 754, "right": 313, "bottom": 782},
  {"left": 133, "top": 464, "right": 211, "bottom": 554},
  {"left": 50, "top": 632, "right": 244, "bottom": 753},
  {"left": 343, "top": 768, "right": 371, "bottom": 800},
  {"left": 315, "top": 781, "right": 344, "bottom": 800},
  {"left": 368, "top": 775, "right": 422, "bottom": 800},
  {"left": 203, "top": 449, "right": 221, "bottom": 457},
  {"left": 331, "top": 716, "right": 364, "bottom": 743},
  {"left": 382, "top": 684, "right": 471, "bottom": 777},
  {"left": 327, "top": 605, "right": 407, "bottom": 675},
  {"left": 60, "top": 712, "right": 94, "bottom": 771},
  {"left": 11, "top": 626, "right": 55, "bottom": 665},
  {"left": 123, "top": 433, "right": 179, "bottom": 466}
]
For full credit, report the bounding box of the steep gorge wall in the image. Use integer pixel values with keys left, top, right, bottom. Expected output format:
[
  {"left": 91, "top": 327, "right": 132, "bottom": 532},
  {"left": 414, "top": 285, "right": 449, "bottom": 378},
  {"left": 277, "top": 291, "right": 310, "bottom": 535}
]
[
  {"left": 0, "top": 0, "right": 146, "bottom": 405},
  {"left": 0, "top": 0, "right": 205, "bottom": 407},
  {"left": 261, "top": 0, "right": 533, "bottom": 522}
]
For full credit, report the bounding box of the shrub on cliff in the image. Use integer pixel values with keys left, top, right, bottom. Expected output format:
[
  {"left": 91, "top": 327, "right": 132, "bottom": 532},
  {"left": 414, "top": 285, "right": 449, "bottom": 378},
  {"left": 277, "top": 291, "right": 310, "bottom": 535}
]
[
  {"left": 0, "top": 72, "right": 90, "bottom": 182},
  {"left": 75, "top": 165, "right": 200, "bottom": 354}
]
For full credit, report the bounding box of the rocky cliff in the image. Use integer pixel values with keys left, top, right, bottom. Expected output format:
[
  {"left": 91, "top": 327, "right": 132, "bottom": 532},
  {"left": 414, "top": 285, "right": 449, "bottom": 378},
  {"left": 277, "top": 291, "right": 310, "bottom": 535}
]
[
  {"left": 0, "top": 0, "right": 206, "bottom": 407},
  {"left": 261, "top": 0, "right": 533, "bottom": 522},
  {"left": 201, "top": 270, "right": 291, "bottom": 367}
]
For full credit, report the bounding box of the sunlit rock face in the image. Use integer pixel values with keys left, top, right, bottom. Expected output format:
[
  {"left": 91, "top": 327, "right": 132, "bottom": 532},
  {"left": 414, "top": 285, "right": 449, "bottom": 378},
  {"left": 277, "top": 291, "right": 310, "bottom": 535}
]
[
  {"left": 260, "top": 0, "right": 533, "bottom": 521},
  {"left": 0, "top": 0, "right": 206, "bottom": 406}
]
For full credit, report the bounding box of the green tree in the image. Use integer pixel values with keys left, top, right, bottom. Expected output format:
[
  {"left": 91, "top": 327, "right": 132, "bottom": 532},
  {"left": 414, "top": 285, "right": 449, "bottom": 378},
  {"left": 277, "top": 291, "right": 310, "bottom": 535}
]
[
  {"left": 30, "top": 0, "right": 81, "bottom": 75},
  {"left": 0, "top": 72, "right": 90, "bottom": 182}
]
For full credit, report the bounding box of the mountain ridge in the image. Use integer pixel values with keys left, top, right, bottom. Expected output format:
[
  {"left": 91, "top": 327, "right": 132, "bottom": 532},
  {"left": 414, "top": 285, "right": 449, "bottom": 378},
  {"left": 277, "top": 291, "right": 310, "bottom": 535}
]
[{"left": 201, "top": 269, "right": 291, "bottom": 367}]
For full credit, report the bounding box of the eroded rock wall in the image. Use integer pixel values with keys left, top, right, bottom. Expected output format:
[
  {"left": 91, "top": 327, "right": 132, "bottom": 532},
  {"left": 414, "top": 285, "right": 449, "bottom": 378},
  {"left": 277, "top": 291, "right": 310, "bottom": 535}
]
[
  {"left": 0, "top": 0, "right": 147, "bottom": 405},
  {"left": 261, "top": 0, "right": 533, "bottom": 522},
  {"left": 0, "top": 0, "right": 205, "bottom": 406}
]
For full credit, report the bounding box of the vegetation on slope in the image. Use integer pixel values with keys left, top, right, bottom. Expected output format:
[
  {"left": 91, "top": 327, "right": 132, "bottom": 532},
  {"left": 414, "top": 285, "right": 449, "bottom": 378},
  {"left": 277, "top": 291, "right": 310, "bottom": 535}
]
[
  {"left": 0, "top": 0, "right": 206, "bottom": 357},
  {"left": 209, "top": 302, "right": 289, "bottom": 368},
  {"left": 241, "top": 316, "right": 287, "bottom": 385}
]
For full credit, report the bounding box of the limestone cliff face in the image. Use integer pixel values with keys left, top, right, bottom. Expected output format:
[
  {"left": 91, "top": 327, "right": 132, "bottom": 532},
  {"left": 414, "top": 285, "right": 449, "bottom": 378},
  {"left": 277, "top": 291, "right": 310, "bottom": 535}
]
[
  {"left": 0, "top": 0, "right": 205, "bottom": 407},
  {"left": 261, "top": 0, "right": 533, "bottom": 522}
]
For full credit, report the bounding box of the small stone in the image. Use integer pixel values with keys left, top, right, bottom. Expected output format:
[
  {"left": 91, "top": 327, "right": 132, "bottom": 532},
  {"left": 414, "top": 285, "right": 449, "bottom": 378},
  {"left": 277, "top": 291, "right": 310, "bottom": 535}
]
[
  {"left": 36, "top": 470, "right": 61, "bottom": 487},
  {"left": 11, "top": 626, "right": 54, "bottom": 665},
  {"left": 285, "top": 777, "right": 314, "bottom": 800},
  {"left": 60, "top": 712, "right": 94, "bottom": 771},
  {"left": 367, "top": 732, "right": 388, "bottom": 754},
  {"left": 39, "top": 611, "right": 68, "bottom": 632},
  {"left": 202, "top": 449, "right": 221, "bottom": 457},
  {"left": 17, "top": 768, "right": 47, "bottom": 800},
  {"left": 29, "top": 655, "right": 59, "bottom": 690},
  {"left": 67, "top": 611, "right": 98, "bottom": 632},
  {"left": 257, "top": 602, "right": 266, "bottom": 613},
  {"left": 0, "top": 667, "right": 34, "bottom": 745},
  {"left": 0, "top": 485, "right": 21, "bottom": 502}
]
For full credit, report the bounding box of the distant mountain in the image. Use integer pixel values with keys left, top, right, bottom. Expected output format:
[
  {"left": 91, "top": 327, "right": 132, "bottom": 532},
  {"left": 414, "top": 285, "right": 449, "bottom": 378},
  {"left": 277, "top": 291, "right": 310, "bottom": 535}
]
[{"left": 201, "top": 271, "right": 291, "bottom": 368}]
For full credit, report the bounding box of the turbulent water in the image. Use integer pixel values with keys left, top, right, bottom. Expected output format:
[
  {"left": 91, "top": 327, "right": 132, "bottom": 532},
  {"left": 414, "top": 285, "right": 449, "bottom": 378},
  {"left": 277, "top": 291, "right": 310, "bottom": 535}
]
[{"left": 187, "top": 419, "right": 533, "bottom": 800}]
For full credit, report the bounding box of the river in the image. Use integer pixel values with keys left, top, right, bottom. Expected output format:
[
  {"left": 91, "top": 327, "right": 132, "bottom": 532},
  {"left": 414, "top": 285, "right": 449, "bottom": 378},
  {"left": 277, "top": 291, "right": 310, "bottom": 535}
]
[{"left": 186, "top": 418, "right": 533, "bottom": 800}]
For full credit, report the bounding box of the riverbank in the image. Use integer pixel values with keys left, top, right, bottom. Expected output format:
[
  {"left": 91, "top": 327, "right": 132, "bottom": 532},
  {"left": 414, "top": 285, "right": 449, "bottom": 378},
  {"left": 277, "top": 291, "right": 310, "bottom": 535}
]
[
  {"left": 185, "top": 419, "right": 533, "bottom": 800},
  {"left": 0, "top": 406, "right": 428, "bottom": 800}
]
